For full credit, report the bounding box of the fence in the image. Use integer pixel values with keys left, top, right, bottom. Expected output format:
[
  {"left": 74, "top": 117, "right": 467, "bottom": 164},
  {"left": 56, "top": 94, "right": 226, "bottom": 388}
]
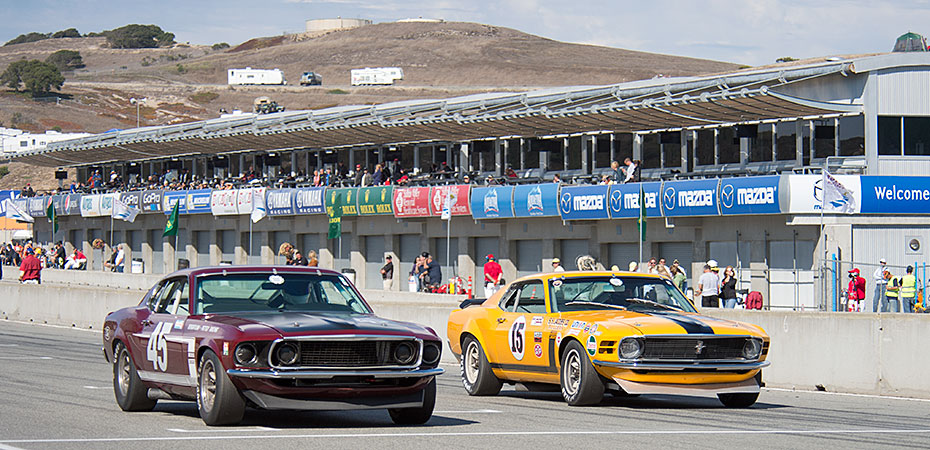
[{"left": 820, "top": 257, "right": 930, "bottom": 313}]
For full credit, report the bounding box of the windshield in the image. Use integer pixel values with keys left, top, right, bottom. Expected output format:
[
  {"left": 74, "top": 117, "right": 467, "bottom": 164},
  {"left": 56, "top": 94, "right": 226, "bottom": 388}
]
[
  {"left": 195, "top": 273, "right": 371, "bottom": 315},
  {"left": 550, "top": 276, "right": 697, "bottom": 313}
]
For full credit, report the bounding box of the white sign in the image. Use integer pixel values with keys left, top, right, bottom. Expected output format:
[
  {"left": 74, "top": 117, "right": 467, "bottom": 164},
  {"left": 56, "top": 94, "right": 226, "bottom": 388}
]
[
  {"left": 786, "top": 174, "right": 861, "bottom": 214},
  {"left": 211, "top": 190, "right": 239, "bottom": 215}
]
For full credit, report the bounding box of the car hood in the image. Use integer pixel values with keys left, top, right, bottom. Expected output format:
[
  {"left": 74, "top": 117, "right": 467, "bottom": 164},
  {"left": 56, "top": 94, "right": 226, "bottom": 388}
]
[
  {"left": 203, "top": 312, "right": 436, "bottom": 338},
  {"left": 559, "top": 310, "right": 766, "bottom": 337}
]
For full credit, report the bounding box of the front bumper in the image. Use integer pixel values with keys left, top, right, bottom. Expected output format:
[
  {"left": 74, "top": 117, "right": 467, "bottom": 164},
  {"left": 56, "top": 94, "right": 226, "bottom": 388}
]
[
  {"left": 242, "top": 389, "right": 426, "bottom": 411},
  {"left": 610, "top": 376, "right": 761, "bottom": 396},
  {"left": 227, "top": 367, "right": 444, "bottom": 379},
  {"left": 592, "top": 360, "right": 770, "bottom": 371}
]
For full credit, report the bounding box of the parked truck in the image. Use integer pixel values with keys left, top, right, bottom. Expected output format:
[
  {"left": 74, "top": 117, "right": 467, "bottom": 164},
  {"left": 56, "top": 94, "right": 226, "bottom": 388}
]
[
  {"left": 228, "top": 68, "right": 286, "bottom": 85},
  {"left": 253, "top": 96, "right": 285, "bottom": 114},
  {"left": 299, "top": 72, "right": 323, "bottom": 86},
  {"left": 350, "top": 67, "right": 404, "bottom": 86}
]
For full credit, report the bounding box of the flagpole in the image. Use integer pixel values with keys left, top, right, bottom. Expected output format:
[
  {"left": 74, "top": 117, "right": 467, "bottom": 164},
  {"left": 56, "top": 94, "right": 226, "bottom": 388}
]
[
  {"left": 109, "top": 214, "right": 114, "bottom": 256},
  {"left": 820, "top": 164, "right": 827, "bottom": 312},
  {"left": 249, "top": 218, "right": 253, "bottom": 265}
]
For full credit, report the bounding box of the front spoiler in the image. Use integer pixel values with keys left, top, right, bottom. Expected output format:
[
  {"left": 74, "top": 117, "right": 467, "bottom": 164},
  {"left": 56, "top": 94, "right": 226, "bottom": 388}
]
[
  {"left": 227, "top": 367, "right": 444, "bottom": 380},
  {"left": 242, "top": 389, "right": 425, "bottom": 411},
  {"left": 593, "top": 360, "right": 770, "bottom": 371},
  {"left": 611, "top": 376, "right": 761, "bottom": 396}
]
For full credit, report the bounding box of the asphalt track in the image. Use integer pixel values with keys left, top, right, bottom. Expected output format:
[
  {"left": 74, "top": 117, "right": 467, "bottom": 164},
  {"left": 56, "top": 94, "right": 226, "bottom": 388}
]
[{"left": 1, "top": 320, "right": 928, "bottom": 450}]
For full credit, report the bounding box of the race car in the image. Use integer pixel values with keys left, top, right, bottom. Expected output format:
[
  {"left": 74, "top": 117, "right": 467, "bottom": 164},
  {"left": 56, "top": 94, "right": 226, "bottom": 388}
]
[
  {"left": 102, "top": 266, "right": 443, "bottom": 425},
  {"left": 447, "top": 271, "right": 770, "bottom": 407}
]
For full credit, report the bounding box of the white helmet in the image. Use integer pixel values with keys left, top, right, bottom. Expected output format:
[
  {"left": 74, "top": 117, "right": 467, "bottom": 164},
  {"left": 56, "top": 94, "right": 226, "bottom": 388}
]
[{"left": 707, "top": 259, "right": 718, "bottom": 267}]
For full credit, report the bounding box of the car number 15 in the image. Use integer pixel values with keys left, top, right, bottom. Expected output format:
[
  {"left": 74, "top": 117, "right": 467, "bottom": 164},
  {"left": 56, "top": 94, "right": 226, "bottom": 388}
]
[{"left": 508, "top": 316, "right": 526, "bottom": 361}]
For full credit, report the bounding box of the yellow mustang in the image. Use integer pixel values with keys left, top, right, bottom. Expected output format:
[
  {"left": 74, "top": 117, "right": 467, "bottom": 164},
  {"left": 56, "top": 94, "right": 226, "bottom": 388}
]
[{"left": 447, "top": 271, "right": 770, "bottom": 407}]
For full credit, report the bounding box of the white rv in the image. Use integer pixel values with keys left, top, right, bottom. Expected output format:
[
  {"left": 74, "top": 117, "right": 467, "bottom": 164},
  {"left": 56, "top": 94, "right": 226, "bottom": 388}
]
[
  {"left": 227, "top": 68, "right": 286, "bottom": 85},
  {"left": 350, "top": 67, "right": 404, "bottom": 86}
]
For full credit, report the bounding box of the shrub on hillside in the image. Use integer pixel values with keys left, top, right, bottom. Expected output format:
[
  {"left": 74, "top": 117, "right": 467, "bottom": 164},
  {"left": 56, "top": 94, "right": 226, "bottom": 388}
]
[
  {"left": 4, "top": 32, "right": 50, "bottom": 46},
  {"left": 103, "top": 24, "right": 175, "bottom": 49},
  {"left": 51, "top": 28, "right": 81, "bottom": 39},
  {"left": 1, "top": 60, "right": 65, "bottom": 96},
  {"left": 212, "top": 42, "right": 230, "bottom": 51},
  {"left": 45, "top": 50, "right": 84, "bottom": 71}
]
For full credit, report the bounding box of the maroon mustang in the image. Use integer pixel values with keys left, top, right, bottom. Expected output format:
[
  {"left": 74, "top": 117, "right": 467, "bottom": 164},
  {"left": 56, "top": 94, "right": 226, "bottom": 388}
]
[{"left": 101, "top": 266, "right": 443, "bottom": 425}]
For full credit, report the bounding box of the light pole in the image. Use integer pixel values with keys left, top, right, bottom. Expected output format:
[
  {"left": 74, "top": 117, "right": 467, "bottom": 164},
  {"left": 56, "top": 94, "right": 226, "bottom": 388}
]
[{"left": 129, "top": 97, "right": 147, "bottom": 128}]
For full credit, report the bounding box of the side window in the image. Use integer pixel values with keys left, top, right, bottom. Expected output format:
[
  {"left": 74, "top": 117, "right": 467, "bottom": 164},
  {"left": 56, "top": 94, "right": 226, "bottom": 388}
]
[
  {"left": 152, "top": 278, "right": 184, "bottom": 314},
  {"left": 498, "top": 284, "right": 522, "bottom": 312},
  {"left": 146, "top": 281, "right": 168, "bottom": 310},
  {"left": 167, "top": 280, "right": 189, "bottom": 316},
  {"left": 515, "top": 282, "right": 546, "bottom": 314}
]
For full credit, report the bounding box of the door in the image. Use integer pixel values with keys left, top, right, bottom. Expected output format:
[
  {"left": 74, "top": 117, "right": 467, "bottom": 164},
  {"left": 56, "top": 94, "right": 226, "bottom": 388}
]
[
  {"left": 128, "top": 277, "right": 195, "bottom": 389},
  {"left": 488, "top": 280, "right": 552, "bottom": 379}
]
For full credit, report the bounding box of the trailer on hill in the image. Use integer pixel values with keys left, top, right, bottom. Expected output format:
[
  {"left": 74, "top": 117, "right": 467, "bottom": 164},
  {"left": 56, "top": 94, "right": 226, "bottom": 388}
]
[
  {"left": 227, "top": 68, "right": 286, "bottom": 85},
  {"left": 350, "top": 67, "right": 404, "bottom": 86}
]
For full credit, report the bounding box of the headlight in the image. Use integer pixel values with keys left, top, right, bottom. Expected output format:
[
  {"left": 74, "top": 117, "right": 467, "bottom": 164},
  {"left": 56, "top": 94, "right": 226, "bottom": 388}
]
[
  {"left": 619, "top": 338, "right": 643, "bottom": 359},
  {"left": 393, "top": 341, "right": 416, "bottom": 364},
  {"left": 234, "top": 343, "right": 257, "bottom": 365},
  {"left": 742, "top": 339, "right": 762, "bottom": 360},
  {"left": 276, "top": 342, "right": 299, "bottom": 366},
  {"left": 422, "top": 342, "right": 441, "bottom": 365}
]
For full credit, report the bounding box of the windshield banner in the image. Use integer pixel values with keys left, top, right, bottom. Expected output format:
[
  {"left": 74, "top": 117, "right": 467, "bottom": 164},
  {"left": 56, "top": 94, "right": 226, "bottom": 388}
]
[
  {"left": 471, "top": 185, "right": 514, "bottom": 219},
  {"left": 210, "top": 189, "right": 239, "bottom": 215},
  {"left": 141, "top": 190, "right": 163, "bottom": 213},
  {"left": 719, "top": 176, "right": 781, "bottom": 215},
  {"left": 186, "top": 189, "right": 212, "bottom": 214},
  {"left": 357, "top": 186, "right": 394, "bottom": 215},
  {"left": 294, "top": 187, "right": 325, "bottom": 215},
  {"left": 559, "top": 185, "right": 610, "bottom": 220},
  {"left": 429, "top": 185, "right": 471, "bottom": 217},
  {"left": 325, "top": 188, "right": 358, "bottom": 217},
  {"left": 661, "top": 179, "right": 720, "bottom": 217},
  {"left": 608, "top": 182, "right": 661, "bottom": 219},
  {"left": 393, "top": 187, "right": 430, "bottom": 218},
  {"left": 513, "top": 183, "right": 559, "bottom": 217}
]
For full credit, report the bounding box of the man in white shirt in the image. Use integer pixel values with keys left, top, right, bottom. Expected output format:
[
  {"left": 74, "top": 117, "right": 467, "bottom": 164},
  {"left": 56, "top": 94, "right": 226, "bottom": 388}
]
[
  {"left": 622, "top": 158, "right": 638, "bottom": 183},
  {"left": 872, "top": 258, "right": 888, "bottom": 312},
  {"left": 697, "top": 264, "right": 720, "bottom": 308},
  {"left": 113, "top": 245, "right": 125, "bottom": 273},
  {"left": 551, "top": 258, "right": 565, "bottom": 272}
]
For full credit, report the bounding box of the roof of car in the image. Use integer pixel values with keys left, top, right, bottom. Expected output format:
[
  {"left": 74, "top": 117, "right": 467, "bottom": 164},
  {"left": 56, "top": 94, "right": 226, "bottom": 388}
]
[
  {"left": 512, "top": 271, "right": 665, "bottom": 284},
  {"left": 163, "top": 265, "right": 344, "bottom": 279}
]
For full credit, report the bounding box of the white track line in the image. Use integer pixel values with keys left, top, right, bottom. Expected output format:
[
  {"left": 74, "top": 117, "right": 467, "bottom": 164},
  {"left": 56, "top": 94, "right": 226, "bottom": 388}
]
[
  {"left": 3, "top": 428, "right": 930, "bottom": 443},
  {"left": 0, "top": 443, "right": 25, "bottom": 450},
  {"left": 764, "top": 387, "right": 930, "bottom": 403},
  {"left": 0, "top": 356, "right": 52, "bottom": 360},
  {"left": 434, "top": 409, "right": 501, "bottom": 414},
  {"left": 167, "top": 427, "right": 279, "bottom": 433},
  {"left": 0, "top": 319, "right": 97, "bottom": 333}
]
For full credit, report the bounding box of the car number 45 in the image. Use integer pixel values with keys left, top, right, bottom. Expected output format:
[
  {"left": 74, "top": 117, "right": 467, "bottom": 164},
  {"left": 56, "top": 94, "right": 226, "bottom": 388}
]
[
  {"left": 146, "top": 322, "right": 170, "bottom": 371},
  {"left": 508, "top": 316, "right": 526, "bottom": 361}
]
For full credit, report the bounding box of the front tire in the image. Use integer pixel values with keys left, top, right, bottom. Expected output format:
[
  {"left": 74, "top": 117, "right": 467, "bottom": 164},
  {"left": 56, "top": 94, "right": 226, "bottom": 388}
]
[
  {"left": 388, "top": 378, "right": 436, "bottom": 425},
  {"left": 460, "top": 336, "right": 502, "bottom": 396},
  {"left": 197, "top": 350, "right": 246, "bottom": 426},
  {"left": 718, "top": 392, "right": 760, "bottom": 408},
  {"left": 113, "top": 342, "right": 157, "bottom": 411},
  {"left": 560, "top": 340, "right": 605, "bottom": 406}
]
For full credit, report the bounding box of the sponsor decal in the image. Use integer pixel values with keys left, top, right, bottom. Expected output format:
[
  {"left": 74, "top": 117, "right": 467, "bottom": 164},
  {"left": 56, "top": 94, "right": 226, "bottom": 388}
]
[
  {"left": 120, "top": 191, "right": 142, "bottom": 209},
  {"left": 80, "top": 195, "right": 101, "bottom": 217},
  {"left": 608, "top": 182, "right": 662, "bottom": 219},
  {"left": 555, "top": 332, "right": 563, "bottom": 348},
  {"left": 586, "top": 335, "right": 597, "bottom": 356},
  {"left": 533, "top": 331, "right": 543, "bottom": 343},
  {"left": 508, "top": 315, "right": 527, "bottom": 361},
  {"left": 357, "top": 186, "right": 394, "bottom": 215},
  {"left": 187, "top": 324, "right": 201, "bottom": 331},
  {"left": 583, "top": 323, "right": 598, "bottom": 333},
  {"left": 530, "top": 316, "right": 544, "bottom": 327},
  {"left": 141, "top": 190, "right": 164, "bottom": 212},
  {"left": 173, "top": 319, "right": 184, "bottom": 330},
  {"left": 210, "top": 189, "right": 239, "bottom": 215},
  {"left": 267, "top": 189, "right": 296, "bottom": 216},
  {"left": 547, "top": 318, "right": 570, "bottom": 330},
  {"left": 222, "top": 342, "right": 229, "bottom": 356},
  {"left": 786, "top": 174, "right": 861, "bottom": 214},
  {"left": 571, "top": 320, "right": 587, "bottom": 329},
  {"left": 186, "top": 189, "right": 212, "bottom": 214},
  {"left": 860, "top": 176, "right": 930, "bottom": 214},
  {"left": 470, "top": 186, "right": 514, "bottom": 219},
  {"left": 534, "top": 343, "right": 543, "bottom": 358},
  {"left": 567, "top": 329, "right": 581, "bottom": 336}
]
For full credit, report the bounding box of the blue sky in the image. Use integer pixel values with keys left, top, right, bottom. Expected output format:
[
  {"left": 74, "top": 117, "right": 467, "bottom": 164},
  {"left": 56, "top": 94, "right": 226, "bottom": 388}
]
[{"left": 2, "top": 0, "right": 929, "bottom": 66}]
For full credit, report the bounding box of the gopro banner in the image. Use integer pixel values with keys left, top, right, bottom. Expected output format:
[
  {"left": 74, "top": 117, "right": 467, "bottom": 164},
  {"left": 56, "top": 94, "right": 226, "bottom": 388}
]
[
  {"left": 661, "top": 179, "right": 720, "bottom": 217},
  {"left": 559, "top": 185, "right": 610, "bottom": 220},
  {"left": 120, "top": 191, "right": 142, "bottom": 210},
  {"left": 294, "top": 187, "right": 325, "bottom": 215},
  {"left": 141, "top": 190, "right": 163, "bottom": 213},
  {"left": 513, "top": 183, "right": 559, "bottom": 217},
  {"left": 608, "top": 182, "right": 661, "bottom": 219},
  {"left": 186, "top": 189, "right": 212, "bottom": 214},
  {"left": 471, "top": 186, "right": 514, "bottom": 219},
  {"left": 266, "top": 189, "right": 296, "bottom": 216},
  {"left": 719, "top": 176, "right": 781, "bottom": 215},
  {"left": 860, "top": 176, "right": 930, "bottom": 214}
]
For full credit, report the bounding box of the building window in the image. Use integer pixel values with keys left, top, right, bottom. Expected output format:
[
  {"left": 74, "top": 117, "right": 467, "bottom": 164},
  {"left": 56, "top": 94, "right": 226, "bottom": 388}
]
[
  {"left": 775, "top": 121, "right": 797, "bottom": 161},
  {"left": 696, "top": 129, "right": 715, "bottom": 165},
  {"left": 594, "top": 135, "right": 610, "bottom": 168},
  {"left": 750, "top": 124, "right": 774, "bottom": 163},
  {"left": 718, "top": 127, "right": 739, "bottom": 164},
  {"left": 614, "top": 133, "right": 633, "bottom": 164},
  {"left": 878, "top": 116, "right": 902, "bottom": 155},
  {"left": 812, "top": 119, "right": 836, "bottom": 159},
  {"left": 904, "top": 117, "right": 930, "bottom": 156},
  {"left": 20, "top": 141, "right": 27, "bottom": 147},
  {"left": 661, "top": 131, "right": 681, "bottom": 168},
  {"left": 838, "top": 115, "right": 865, "bottom": 156},
  {"left": 566, "top": 137, "right": 582, "bottom": 170},
  {"left": 641, "top": 133, "right": 660, "bottom": 169}
]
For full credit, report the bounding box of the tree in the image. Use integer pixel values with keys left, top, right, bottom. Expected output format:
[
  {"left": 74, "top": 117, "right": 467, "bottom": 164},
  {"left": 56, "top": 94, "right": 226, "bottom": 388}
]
[
  {"left": 4, "top": 32, "right": 50, "bottom": 46},
  {"left": 51, "top": 28, "right": 81, "bottom": 39},
  {"left": 103, "top": 24, "right": 175, "bottom": 49},
  {"left": 46, "top": 50, "right": 84, "bottom": 71},
  {"left": 212, "top": 42, "right": 230, "bottom": 51},
  {"left": 0, "top": 60, "right": 64, "bottom": 96}
]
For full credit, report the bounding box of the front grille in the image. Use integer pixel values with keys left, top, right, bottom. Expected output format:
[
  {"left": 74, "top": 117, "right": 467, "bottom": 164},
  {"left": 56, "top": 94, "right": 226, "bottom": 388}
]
[
  {"left": 641, "top": 337, "right": 747, "bottom": 360},
  {"left": 286, "top": 340, "right": 419, "bottom": 367}
]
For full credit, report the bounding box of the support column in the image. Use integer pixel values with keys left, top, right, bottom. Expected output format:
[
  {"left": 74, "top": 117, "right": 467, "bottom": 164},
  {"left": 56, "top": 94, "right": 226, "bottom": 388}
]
[
  {"left": 319, "top": 234, "right": 334, "bottom": 269},
  {"left": 796, "top": 120, "right": 804, "bottom": 168},
  {"left": 680, "top": 130, "right": 688, "bottom": 172},
  {"left": 633, "top": 134, "right": 642, "bottom": 161},
  {"left": 460, "top": 142, "right": 471, "bottom": 172},
  {"left": 413, "top": 145, "right": 420, "bottom": 174},
  {"left": 581, "top": 136, "right": 590, "bottom": 175},
  {"left": 519, "top": 138, "right": 526, "bottom": 171},
  {"left": 713, "top": 128, "right": 720, "bottom": 166},
  {"left": 562, "top": 137, "right": 569, "bottom": 171},
  {"left": 501, "top": 140, "right": 509, "bottom": 175},
  {"left": 349, "top": 148, "right": 355, "bottom": 173},
  {"left": 290, "top": 152, "right": 297, "bottom": 176},
  {"left": 238, "top": 154, "right": 245, "bottom": 177},
  {"left": 539, "top": 141, "right": 549, "bottom": 172},
  {"left": 740, "top": 136, "right": 750, "bottom": 167},
  {"left": 495, "top": 140, "right": 503, "bottom": 176},
  {"left": 610, "top": 133, "right": 616, "bottom": 164},
  {"left": 350, "top": 233, "right": 365, "bottom": 288}
]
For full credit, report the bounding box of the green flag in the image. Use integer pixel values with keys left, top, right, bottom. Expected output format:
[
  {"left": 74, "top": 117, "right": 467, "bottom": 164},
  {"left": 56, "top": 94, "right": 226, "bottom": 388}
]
[
  {"left": 638, "top": 185, "right": 646, "bottom": 242},
  {"left": 327, "top": 192, "right": 342, "bottom": 240},
  {"left": 46, "top": 199, "right": 58, "bottom": 234},
  {"left": 163, "top": 201, "right": 179, "bottom": 237}
]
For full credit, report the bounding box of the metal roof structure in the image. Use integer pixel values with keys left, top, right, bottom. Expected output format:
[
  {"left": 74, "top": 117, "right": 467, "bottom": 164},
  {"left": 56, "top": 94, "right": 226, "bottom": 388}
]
[{"left": 14, "top": 54, "right": 905, "bottom": 168}]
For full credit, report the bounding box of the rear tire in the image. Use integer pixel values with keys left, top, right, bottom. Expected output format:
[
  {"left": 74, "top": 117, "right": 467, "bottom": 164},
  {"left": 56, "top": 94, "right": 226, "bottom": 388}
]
[
  {"left": 560, "top": 340, "right": 605, "bottom": 406},
  {"left": 718, "top": 392, "right": 760, "bottom": 408},
  {"left": 197, "top": 350, "right": 246, "bottom": 426},
  {"left": 113, "top": 342, "right": 157, "bottom": 411},
  {"left": 460, "top": 336, "right": 502, "bottom": 396},
  {"left": 388, "top": 378, "right": 436, "bottom": 425}
]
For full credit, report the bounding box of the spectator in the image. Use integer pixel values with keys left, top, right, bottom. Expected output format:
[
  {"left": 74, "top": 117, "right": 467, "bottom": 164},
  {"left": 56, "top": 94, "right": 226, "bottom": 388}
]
[
  {"left": 353, "top": 164, "right": 363, "bottom": 186},
  {"left": 885, "top": 270, "right": 900, "bottom": 313},
  {"left": 847, "top": 268, "right": 866, "bottom": 312},
  {"left": 505, "top": 166, "right": 517, "bottom": 178},
  {"left": 628, "top": 261, "right": 638, "bottom": 272},
  {"left": 410, "top": 255, "right": 425, "bottom": 292},
  {"left": 19, "top": 247, "right": 41, "bottom": 284},
  {"left": 552, "top": 173, "right": 561, "bottom": 184},
  {"left": 380, "top": 255, "right": 394, "bottom": 290},
  {"left": 292, "top": 250, "right": 309, "bottom": 266},
  {"left": 697, "top": 264, "right": 720, "bottom": 308},
  {"left": 872, "top": 258, "right": 888, "bottom": 312},
  {"left": 672, "top": 259, "right": 687, "bottom": 279},
  {"left": 670, "top": 265, "right": 687, "bottom": 292},
  {"left": 720, "top": 266, "right": 738, "bottom": 308},
  {"left": 426, "top": 254, "right": 442, "bottom": 290},
  {"left": 65, "top": 248, "right": 87, "bottom": 270},
  {"left": 609, "top": 160, "right": 621, "bottom": 183},
  {"left": 381, "top": 162, "right": 392, "bottom": 183},
  {"left": 646, "top": 257, "right": 658, "bottom": 274},
  {"left": 658, "top": 257, "right": 670, "bottom": 274},
  {"left": 551, "top": 258, "right": 565, "bottom": 272},
  {"left": 306, "top": 250, "right": 318, "bottom": 267},
  {"left": 372, "top": 164, "right": 384, "bottom": 185},
  {"left": 657, "top": 264, "right": 672, "bottom": 280},
  {"left": 622, "top": 158, "right": 641, "bottom": 183},
  {"left": 483, "top": 254, "right": 503, "bottom": 298},
  {"left": 360, "top": 168, "right": 372, "bottom": 187},
  {"left": 312, "top": 169, "right": 321, "bottom": 186},
  {"left": 900, "top": 265, "right": 919, "bottom": 313},
  {"left": 54, "top": 242, "right": 66, "bottom": 269}
]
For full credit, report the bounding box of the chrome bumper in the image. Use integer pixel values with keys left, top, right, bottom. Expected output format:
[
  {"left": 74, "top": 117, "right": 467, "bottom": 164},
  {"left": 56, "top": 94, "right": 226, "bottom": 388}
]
[
  {"left": 227, "top": 367, "right": 444, "bottom": 379},
  {"left": 611, "top": 377, "right": 762, "bottom": 396},
  {"left": 593, "top": 360, "right": 770, "bottom": 371}
]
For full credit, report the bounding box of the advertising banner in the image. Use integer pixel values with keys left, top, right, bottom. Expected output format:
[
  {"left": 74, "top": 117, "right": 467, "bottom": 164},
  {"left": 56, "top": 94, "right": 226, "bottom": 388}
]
[
  {"left": 393, "top": 187, "right": 431, "bottom": 218},
  {"left": 163, "top": 191, "right": 188, "bottom": 214},
  {"left": 429, "top": 185, "right": 471, "bottom": 217},
  {"left": 661, "top": 179, "right": 720, "bottom": 217},
  {"left": 236, "top": 187, "right": 266, "bottom": 215},
  {"left": 294, "top": 187, "right": 325, "bottom": 215},
  {"left": 62, "top": 193, "right": 81, "bottom": 215},
  {"left": 141, "top": 190, "right": 164, "bottom": 213},
  {"left": 719, "top": 176, "right": 781, "bottom": 215},
  {"left": 860, "top": 176, "right": 930, "bottom": 214},
  {"left": 471, "top": 186, "right": 514, "bottom": 219},
  {"left": 357, "top": 186, "right": 394, "bottom": 215},
  {"left": 559, "top": 185, "right": 610, "bottom": 220},
  {"left": 52, "top": 195, "right": 66, "bottom": 216},
  {"left": 27, "top": 196, "right": 48, "bottom": 218},
  {"left": 785, "top": 174, "right": 861, "bottom": 214},
  {"left": 186, "top": 189, "right": 212, "bottom": 214},
  {"left": 266, "top": 189, "right": 296, "bottom": 216},
  {"left": 80, "top": 194, "right": 101, "bottom": 217},
  {"left": 513, "top": 183, "right": 560, "bottom": 217},
  {"left": 99, "top": 193, "right": 119, "bottom": 217},
  {"left": 0, "top": 190, "right": 19, "bottom": 216},
  {"left": 325, "top": 188, "right": 358, "bottom": 217},
  {"left": 210, "top": 189, "right": 239, "bottom": 215},
  {"left": 120, "top": 191, "right": 142, "bottom": 210},
  {"left": 608, "top": 182, "right": 661, "bottom": 219}
]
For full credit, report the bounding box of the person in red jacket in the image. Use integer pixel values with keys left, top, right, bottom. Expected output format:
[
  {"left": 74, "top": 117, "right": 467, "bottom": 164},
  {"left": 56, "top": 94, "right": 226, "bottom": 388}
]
[
  {"left": 19, "top": 247, "right": 42, "bottom": 284},
  {"left": 847, "top": 268, "right": 866, "bottom": 312}
]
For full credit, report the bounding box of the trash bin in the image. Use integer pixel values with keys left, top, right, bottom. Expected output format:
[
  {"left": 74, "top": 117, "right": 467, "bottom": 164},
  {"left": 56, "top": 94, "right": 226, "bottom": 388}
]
[
  {"left": 219, "top": 260, "right": 233, "bottom": 266},
  {"left": 341, "top": 268, "right": 356, "bottom": 285},
  {"left": 130, "top": 258, "right": 143, "bottom": 274},
  {"left": 178, "top": 258, "right": 190, "bottom": 270}
]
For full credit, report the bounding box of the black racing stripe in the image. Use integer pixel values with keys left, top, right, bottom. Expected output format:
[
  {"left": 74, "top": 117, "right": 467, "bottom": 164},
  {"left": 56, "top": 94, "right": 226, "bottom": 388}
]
[
  {"left": 490, "top": 363, "right": 558, "bottom": 374},
  {"left": 646, "top": 311, "right": 715, "bottom": 334}
]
